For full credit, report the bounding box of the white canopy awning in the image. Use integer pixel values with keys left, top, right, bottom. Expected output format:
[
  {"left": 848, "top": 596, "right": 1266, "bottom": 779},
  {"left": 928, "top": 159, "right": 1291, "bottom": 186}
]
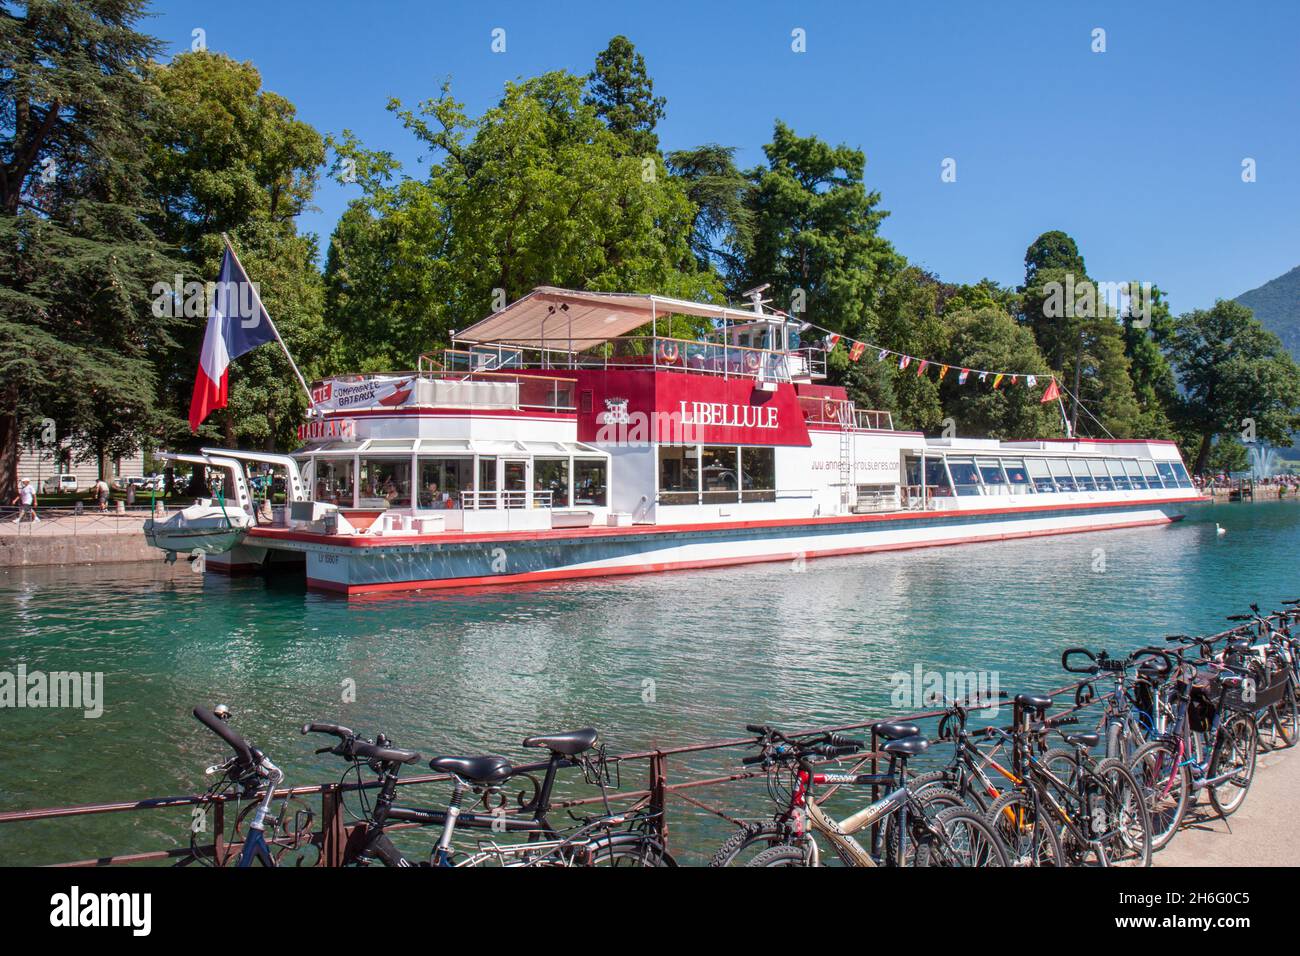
[{"left": 454, "top": 287, "right": 772, "bottom": 350}]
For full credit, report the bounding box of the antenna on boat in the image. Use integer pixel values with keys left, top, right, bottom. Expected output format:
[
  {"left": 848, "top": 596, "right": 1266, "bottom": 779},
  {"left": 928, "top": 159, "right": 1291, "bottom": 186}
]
[{"left": 741, "top": 283, "right": 771, "bottom": 314}]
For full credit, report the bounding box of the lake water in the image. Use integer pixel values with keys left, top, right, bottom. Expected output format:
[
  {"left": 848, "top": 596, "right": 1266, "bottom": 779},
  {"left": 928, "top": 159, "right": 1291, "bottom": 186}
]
[{"left": 2, "top": 499, "right": 1297, "bottom": 864}]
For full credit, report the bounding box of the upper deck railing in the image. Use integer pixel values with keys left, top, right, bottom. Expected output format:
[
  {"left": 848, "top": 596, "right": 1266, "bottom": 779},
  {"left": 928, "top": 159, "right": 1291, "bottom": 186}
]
[
  {"left": 799, "top": 396, "right": 895, "bottom": 431},
  {"left": 425, "top": 335, "right": 828, "bottom": 384},
  {"left": 314, "top": 369, "right": 577, "bottom": 415}
]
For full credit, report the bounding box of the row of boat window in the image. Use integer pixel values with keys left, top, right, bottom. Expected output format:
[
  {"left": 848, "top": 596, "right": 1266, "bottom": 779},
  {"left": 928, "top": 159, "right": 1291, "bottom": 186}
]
[{"left": 917, "top": 456, "right": 1193, "bottom": 496}]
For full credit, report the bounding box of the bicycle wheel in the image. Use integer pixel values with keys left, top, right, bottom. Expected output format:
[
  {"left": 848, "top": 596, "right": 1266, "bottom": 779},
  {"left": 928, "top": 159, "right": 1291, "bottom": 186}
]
[
  {"left": 1127, "top": 740, "right": 1190, "bottom": 851},
  {"left": 909, "top": 769, "right": 989, "bottom": 812},
  {"left": 708, "top": 822, "right": 789, "bottom": 867},
  {"left": 984, "top": 790, "right": 1063, "bottom": 867},
  {"left": 1208, "top": 714, "right": 1257, "bottom": 817},
  {"left": 746, "top": 844, "right": 812, "bottom": 867},
  {"left": 1259, "top": 692, "right": 1297, "bottom": 750},
  {"left": 585, "top": 840, "right": 675, "bottom": 867},
  {"left": 915, "top": 806, "right": 1009, "bottom": 867},
  {"left": 1093, "top": 758, "right": 1152, "bottom": 867},
  {"left": 887, "top": 787, "right": 966, "bottom": 866}
]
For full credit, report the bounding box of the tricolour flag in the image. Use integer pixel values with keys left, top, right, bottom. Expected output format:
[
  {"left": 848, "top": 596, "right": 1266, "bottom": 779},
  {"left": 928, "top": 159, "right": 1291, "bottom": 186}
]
[
  {"left": 877, "top": 349, "right": 889, "bottom": 362},
  {"left": 824, "top": 334, "right": 841, "bottom": 351},
  {"left": 916, "top": 359, "right": 929, "bottom": 377},
  {"left": 938, "top": 365, "right": 950, "bottom": 381},
  {"left": 1041, "top": 378, "right": 1061, "bottom": 404},
  {"left": 992, "top": 373, "right": 1004, "bottom": 389},
  {"left": 899, "top": 355, "right": 911, "bottom": 370},
  {"left": 189, "top": 245, "right": 279, "bottom": 431},
  {"left": 957, "top": 368, "right": 969, "bottom": 384}
]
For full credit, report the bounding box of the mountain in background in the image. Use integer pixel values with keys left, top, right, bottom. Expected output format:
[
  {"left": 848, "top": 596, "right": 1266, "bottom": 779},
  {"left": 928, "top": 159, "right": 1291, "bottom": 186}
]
[
  {"left": 1236, "top": 265, "right": 1300, "bottom": 460},
  {"left": 1236, "top": 265, "right": 1300, "bottom": 361}
]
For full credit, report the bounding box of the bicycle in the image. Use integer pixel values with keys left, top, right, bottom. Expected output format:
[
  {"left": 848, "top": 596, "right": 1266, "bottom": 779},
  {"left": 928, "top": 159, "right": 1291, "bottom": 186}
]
[
  {"left": 727, "top": 724, "right": 1009, "bottom": 867},
  {"left": 304, "top": 721, "right": 673, "bottom": 866},
  {"left": 1060, "top": 646, "right": 1172, "bottom": 759},
  {"left": 1128, "top": 636, "right": 1261, "bottom": 849},
  {"left": 983, "top": 693, "right": 1152, "bottom": 867},
  {"left": 185, "top": 705, "right": 315, "bottom": 867}
]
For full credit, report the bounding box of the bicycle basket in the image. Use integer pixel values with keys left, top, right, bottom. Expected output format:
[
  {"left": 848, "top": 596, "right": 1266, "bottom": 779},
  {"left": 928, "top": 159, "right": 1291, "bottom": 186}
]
[{"left": 1219, "top": 673, "right": 1287, "bottom": 713}]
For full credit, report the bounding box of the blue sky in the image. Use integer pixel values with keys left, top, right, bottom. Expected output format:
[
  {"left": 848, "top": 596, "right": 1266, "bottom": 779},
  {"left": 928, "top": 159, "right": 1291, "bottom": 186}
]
[{"left": 145, "top": 1, "right": 1298, "bottom": 313}]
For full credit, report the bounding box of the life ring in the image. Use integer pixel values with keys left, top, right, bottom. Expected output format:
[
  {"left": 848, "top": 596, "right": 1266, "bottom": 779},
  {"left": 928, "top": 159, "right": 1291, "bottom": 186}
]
[
  {"left": 823, "top": 398, "right": 840, "bottom": 422},
  {"left": 744, "top": 350, "right": 760, "bottom": 372},
  {"left": 658, "top": 340, "right": 679, "bottom": 364}
]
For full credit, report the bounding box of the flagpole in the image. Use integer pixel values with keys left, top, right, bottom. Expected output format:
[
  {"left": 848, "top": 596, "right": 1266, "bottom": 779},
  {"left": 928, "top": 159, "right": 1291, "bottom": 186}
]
[{"left": 221, "top": 233, "right": 317, "bottom": 417}]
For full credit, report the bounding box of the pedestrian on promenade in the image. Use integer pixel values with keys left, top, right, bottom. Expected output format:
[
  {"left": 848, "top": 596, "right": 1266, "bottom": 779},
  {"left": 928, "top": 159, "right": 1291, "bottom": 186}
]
[
  {"left": 126, "top": 483, "right": 136, "bottom": 508},
  {"left": 11, "top": 478, "right": 40, "bottom": 522},
  {"left": 94, "top": 477, "right": 109, "bottom": 512}
]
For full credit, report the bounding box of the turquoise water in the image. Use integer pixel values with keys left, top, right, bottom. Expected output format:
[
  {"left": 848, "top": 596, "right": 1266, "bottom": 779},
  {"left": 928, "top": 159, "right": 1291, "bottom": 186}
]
[{"left": 1, "top": 500, "right": 1297, "bottom": 864}]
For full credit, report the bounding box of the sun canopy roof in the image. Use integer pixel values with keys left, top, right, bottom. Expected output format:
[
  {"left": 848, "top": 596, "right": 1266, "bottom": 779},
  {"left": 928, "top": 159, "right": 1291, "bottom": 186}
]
[{"left": 454, "top": 287, "right": 775, "bottom": 350}]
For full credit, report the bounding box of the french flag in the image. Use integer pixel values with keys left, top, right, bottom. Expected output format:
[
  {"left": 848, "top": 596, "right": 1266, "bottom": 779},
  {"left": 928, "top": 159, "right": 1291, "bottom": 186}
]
[{"left": 189, "top": 245, "right": 279, "bottom": 432}]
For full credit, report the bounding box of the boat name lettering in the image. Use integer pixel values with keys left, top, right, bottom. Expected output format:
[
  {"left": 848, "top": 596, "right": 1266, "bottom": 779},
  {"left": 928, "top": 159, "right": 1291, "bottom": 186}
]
[{"left": 677, "top": 401, "right": 778, "bottom": 429}]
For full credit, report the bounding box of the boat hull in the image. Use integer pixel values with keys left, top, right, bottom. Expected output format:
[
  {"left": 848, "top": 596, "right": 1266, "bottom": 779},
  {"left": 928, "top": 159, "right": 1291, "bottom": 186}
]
[{"left": 243, "top": 497, "right": 1204, "bottom": 596}]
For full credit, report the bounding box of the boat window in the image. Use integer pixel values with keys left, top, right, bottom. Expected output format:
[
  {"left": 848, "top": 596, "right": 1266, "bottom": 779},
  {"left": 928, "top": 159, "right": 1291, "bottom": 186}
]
[
  {"left": 478, "top": 456, "right": 497, "bottom": 492},
  {"left": 419, "top": 457, "right": 472, "bottom": 509},
  {"left": 741, "top": 447, "right": 776, "bottom": 502},
  {"left": 1001, "top": 459, "right": 1033, "bottom": 491},
  {"left": 1139, "top": 459, "right": 1163, "bottom": 488},
  {"left": 1155, "top": 462, "right": 1178, "bottom": 488},
  {"left": 1171, "top": 461, "right": 1193, "bottom": 488},
  {"left": 1048, "top": 458, "right": 1076, "bottom": 491},
  {"left": 1105, "top": 459, "right": 1131, "bottom": 490},
  {"left": 1087, "top": 458, "right": 1113, "bottom": 491},
  {"left": 313, "top": 458, "right": 354, "bottom": 507},
  {"left": 534, "top": 458, "right": 571, "bottom": 507},
  {"left": 946, "top": 458, "right": 982, "bottom": 496},
  {"left": 659, "top": 445, "right": 699, "bottom": 505},
  {"left": 924, "top": 458, "right": 954, "bottom": 497},
  {"left": 358, "top": 457, "right": 411, "bottom": 510},
  {"left": 1123, "top": 459, "right": 1148, "bottom": 489},
  {"left": 1068, "top": 458, "right": 1097, "bottom": 491},
  {"left": 1025, "top": 458, "right": 1057, "bottom": 493},
  {"left": 701, "top": 446, "right": 739, "bottom": 503},
  {"left": 575, "top": 459, "right": 607, "bottom": 506},
  {"left": 976, "top": 458, "right": 1007, "bottom": 491}
]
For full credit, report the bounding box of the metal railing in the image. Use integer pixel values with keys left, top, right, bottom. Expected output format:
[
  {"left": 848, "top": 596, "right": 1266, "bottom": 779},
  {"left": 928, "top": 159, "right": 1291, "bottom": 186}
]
[
  {"left": 0, "top": 676, "right": 1103, "bottom": 867},
  {"left": 459, "top": 490, "right": 554, "bottom": 510}
]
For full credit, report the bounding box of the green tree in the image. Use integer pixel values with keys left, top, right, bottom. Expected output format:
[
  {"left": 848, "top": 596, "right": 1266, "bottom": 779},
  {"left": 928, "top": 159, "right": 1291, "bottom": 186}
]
[
  {"left": 1167, "top": 299, "right": 1300, "bottom": 474},
  {"left": 0, "top": 0, "right": 183, "bottom": 495},
  {"left": 665, "top": 144, "right": 752, "bottom": 277},
  {"left": 144, "top": 50, "right": 326, "bottom": 450},
  {"left": 938, "top": 307, "right": 1058, "bottom": 439},
  {"left": 326, "top": 72, "right": 717, "bottom": 370},
  {"left": 1121, "top": 282, "right": 1178, "bottom": 438},
  {"left": 585, "top": 35, "right": 665, "bottom": 157},
  {"left": 1018, "top": 230, "right": 1142, "bottom": 438},
  {"left": 738, "top": 120, "right": 900, "bottom": 341}
]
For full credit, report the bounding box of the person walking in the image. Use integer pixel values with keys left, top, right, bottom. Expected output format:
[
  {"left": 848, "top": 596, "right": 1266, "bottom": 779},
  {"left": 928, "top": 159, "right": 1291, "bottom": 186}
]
[
  {"left": 10, "top": 478, "right": 39, "bottom": 522},
  {"left": 94, "top": 477, "right": 109, "bottom": 512}
]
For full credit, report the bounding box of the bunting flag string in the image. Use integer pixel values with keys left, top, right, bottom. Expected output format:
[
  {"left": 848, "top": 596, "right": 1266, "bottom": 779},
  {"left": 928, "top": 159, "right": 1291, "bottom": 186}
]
[{"left": 816, "top": 324, "right": 1054, "bottom": 398}]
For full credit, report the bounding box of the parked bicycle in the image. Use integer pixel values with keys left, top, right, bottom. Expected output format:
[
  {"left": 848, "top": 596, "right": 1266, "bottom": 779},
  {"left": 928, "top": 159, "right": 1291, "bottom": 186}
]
[{"left": 713, "top": 723, "right": 1008, "bottom": 867}]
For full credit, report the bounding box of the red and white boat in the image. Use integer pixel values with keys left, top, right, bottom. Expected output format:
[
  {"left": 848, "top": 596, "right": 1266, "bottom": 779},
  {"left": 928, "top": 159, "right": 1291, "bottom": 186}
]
[{"left": 187, "top": 287, "right": 1206, "bottom": 595}]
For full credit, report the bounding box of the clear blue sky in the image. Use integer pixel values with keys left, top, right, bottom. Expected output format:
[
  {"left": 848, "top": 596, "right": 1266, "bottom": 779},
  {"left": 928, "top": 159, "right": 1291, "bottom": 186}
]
[{"left": 145, "top": 0, "right": 1298, "bottom": 313}]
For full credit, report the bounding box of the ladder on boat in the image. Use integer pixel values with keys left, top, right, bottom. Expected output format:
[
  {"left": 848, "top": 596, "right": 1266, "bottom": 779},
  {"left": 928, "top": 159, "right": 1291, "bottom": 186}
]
[{"left": 838, "top": 405, "right": 853, "bottom": 514}]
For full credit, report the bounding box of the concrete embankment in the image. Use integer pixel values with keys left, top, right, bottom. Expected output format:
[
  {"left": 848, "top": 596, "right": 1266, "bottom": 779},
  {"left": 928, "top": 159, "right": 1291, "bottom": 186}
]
[
  {"left": 0, "top": 514, "right": 157, "bottom": 567},
  {"left": 1154, "top": 744, "right": 1300, "bottom": 867}
]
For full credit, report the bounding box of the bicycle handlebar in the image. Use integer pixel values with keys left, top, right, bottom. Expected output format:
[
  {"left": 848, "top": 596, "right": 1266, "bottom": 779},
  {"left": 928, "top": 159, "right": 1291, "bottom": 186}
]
[
  {"left": 194, "top": 706, "right": 254, "bottom": 766},
  {"left": 1061, "top": 647, "right": 1098, "bottom": 674},
  {"left": 301, "top": 721, "right": 356, "bottom": 740}
]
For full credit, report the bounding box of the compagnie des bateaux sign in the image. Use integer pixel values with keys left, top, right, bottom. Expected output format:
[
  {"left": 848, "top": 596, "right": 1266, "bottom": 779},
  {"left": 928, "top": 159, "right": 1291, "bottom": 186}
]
[{"left": 311, "top": 376, "right": 415, "bottom": 411}]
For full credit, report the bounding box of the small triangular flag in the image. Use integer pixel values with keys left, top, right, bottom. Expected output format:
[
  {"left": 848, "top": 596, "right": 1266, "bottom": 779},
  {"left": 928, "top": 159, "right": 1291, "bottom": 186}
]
[
  {"left": 1041, "top": 378, "right": 1061, "bottom": 403},
  {"left": 899, "top": 355, "right": 911, "bottom": 370},
  {"left": 938, "top": 365, "right": 950, "bottom": 381},
  {"left": 1027, "top": 374, "right": 1037, "bottom": 387},
  {"left": 958, "top": 368, "right": 969, "bottom": 384},
  {"left": 916, "top": 359, "right": 929, "bottom": 377},
  {"left": 824, "top": 334, "right": 840, "bottom": 351},
  {"left": 877, "top": 349, "right": 889, "bottom": 362},
  {"left": 993, "top": 373, "right": 1004, "bottom": 389}
]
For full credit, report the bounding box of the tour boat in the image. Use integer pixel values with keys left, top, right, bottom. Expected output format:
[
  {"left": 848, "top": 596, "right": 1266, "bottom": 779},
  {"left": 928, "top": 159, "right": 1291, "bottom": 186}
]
[{"left": 171, "top": 287, "right": 1207, "bottom": 594}]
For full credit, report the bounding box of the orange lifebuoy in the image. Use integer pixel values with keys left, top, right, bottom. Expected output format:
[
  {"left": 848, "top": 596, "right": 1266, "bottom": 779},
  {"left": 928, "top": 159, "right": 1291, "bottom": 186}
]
[
  {"left": 823, "top": 398, "right": 840, "bottom": 422},
  {"left": 658, "top": 340, "right": 679, "bottom": 364},
  {"left": 744, "top": 350, "right": 760, "bottom": 371}
]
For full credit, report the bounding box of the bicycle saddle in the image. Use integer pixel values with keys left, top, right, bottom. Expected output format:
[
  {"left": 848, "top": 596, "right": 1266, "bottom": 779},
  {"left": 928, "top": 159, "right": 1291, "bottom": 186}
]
[
  {"left": 881, "top": 735, "right": 930, "bottom": 757},
  {"left": 429, "top": 754, "right": 514, "bottom": 784},
  {"left": 522, "top": 727, "right": 599, "bottom": 756},
  {"left": 1014, "top": 693, "right": 1053, "bottom": 710},
  {"left": 871, "top": 720, "right": 920, "bottom": 741},
  {"left": 1061, "top": 732, "right": 1100, "bottom": 749}
]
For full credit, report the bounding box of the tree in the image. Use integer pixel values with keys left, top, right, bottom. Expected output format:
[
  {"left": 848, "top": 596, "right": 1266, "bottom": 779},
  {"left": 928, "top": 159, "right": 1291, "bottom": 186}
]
[
  {"left": 1167, "top": 299, "right": 1300, "bottom": 474},
  {"left": 665, "top": 144, "right": 752, "bottom": 277},
  {"left": 585, "top": 36, "right": 665, "bottom": 157},
  {"left": 739, "top": 120, "right": 900, "bottom": 339},
  {"left": 1121, "top": 282, "right": 1178, "bottom": 439},
  {"left": 0, "top": 0, "right": 183, "bottom": 496},
  {"left": 326, "top": 72, "right": 718, "bottom": 371},
  {"left": 938, "top": 307, "right": 1058, "bottom": 439},
  {"left": 1017, "top": 230, "right": 1142, "bottom": 438},
  {"left": 144, "top": 50, "right": 327, "bottom": 450}
]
